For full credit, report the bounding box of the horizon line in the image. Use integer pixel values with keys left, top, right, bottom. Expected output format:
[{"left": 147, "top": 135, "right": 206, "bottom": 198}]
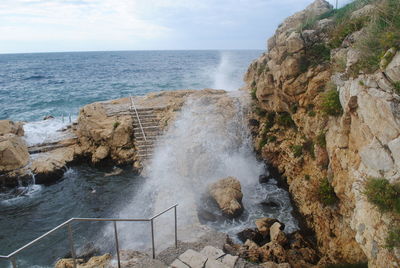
[{"left": 0, "top": 48, "right": 265, "bottom": 56}]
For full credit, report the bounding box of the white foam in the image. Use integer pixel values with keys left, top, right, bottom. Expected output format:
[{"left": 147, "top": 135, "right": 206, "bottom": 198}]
[{"left": 23, "top": 117, "right": 76, "bottom": 146}]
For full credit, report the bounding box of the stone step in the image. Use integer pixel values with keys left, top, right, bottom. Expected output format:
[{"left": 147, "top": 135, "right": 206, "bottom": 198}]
[
  {"left": 133, "top": 126, "right": 160, "bottom": 131},
  {"left": 169, "top": 247, "right": 238, "bottom": 268},
  {"left": 133, "top": 122, "right": 160, "bottom": 127}
]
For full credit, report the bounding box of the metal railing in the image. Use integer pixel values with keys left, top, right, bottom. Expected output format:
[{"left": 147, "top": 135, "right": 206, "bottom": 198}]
[
  {"left": 0, "top": 204, "right": 178, "bottom": 268},
  {"left": 130, "top": 96, "right": 147, "bottom": 142}
]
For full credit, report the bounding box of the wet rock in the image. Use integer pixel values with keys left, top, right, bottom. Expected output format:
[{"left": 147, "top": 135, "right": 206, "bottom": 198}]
[
  {"left": 259, "top": 174, "right": 269, "bottom": 183},
  {"left": 43, "top": 115, "right": 55, "bottom": 120},
  {"left": 208, "top": 177, "right": 243, "bottom": 218},
  {"left": 255, "top": 218, "right": 283, "bottom": 237},
  {"left": 237, "top": 228, "right": 264, "bottom": 245},
  {"left": 260, "top": 200, "right": 280, "bottom": 208}
]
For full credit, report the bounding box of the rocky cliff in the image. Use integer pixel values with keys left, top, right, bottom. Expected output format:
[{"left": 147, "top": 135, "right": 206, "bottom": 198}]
[{"left": 245, "top": 0, "right": 400, "bottom": 266}]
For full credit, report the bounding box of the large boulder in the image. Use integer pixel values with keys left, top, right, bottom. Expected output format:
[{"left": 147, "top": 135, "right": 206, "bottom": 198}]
[
  {"left": 0, "top": 120, "right": 24, "bottom": 136},
  {"left": 0, "top": 134, "right": 29, "bottom": 172},
  {"left": 208, "top": 176, "right": 244, "bottom": 218}
]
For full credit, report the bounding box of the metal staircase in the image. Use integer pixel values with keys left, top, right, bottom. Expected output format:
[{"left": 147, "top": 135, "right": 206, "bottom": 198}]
[{"left": 130, "top": 97, "right": 162, "bottom": 161}]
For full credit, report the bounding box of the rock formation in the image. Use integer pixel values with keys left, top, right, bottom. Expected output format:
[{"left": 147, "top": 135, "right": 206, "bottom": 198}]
[
  {"left": 208, "top": 176, "right": 244, "bottom": 218},
  {"left": 246, "top": 0, "right": 400, "bottom": 266}
]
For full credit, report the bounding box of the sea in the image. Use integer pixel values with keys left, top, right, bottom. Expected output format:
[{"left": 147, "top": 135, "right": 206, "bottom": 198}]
[
  {"left": 0, "top": 50, "right": 261, "bottom": 122},
  {"left": 0, "top": 50, "right": 299, "bottom": 268}
]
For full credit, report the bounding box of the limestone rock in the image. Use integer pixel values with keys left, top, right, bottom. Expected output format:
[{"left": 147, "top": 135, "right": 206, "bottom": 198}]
[
  {"left": 269, "top": 222, "right": 287, "bottom": 245},
  {"left": 0, "top": 120, "right": 24, "bottom": 136},
  {"left": 208, "top": 177, "right": 243, "bottom": 217},
  {"left": 54, "top": 253, "right": 111, "bottom": 268},
  {"left": 0, "top": 134, "right": 29, "bottom": 172},
  {"left": 255, "top": 218, "right": 280, "bottom": 237}
]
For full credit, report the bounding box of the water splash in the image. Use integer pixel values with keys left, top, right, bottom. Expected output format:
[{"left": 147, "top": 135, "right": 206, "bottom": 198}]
[
  {"left": 212, "top": 52, "right": 245, "bottom": 91},
  {"left": 109, "top": 91, "right": 298, "bottom": 252}
]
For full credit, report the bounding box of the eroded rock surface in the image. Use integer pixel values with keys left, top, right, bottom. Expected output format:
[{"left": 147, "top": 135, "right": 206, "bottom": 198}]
[
  {"left": 208, "top": 177, "right": 244, "bottom": 218},
  {"left": 245, "top": 0, "right": 400, "bottom": 266}
]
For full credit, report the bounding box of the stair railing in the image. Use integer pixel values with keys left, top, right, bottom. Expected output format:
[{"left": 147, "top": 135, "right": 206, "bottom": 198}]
[
  {"left": 130, "top": 96, "right": 147, "bottom": 143},
  {"left": 0, "top": 204, "right": 178, "bottom": 268}
]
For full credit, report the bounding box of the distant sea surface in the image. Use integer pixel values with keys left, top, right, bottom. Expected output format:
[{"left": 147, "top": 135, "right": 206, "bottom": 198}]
[{"left": 0, "top": 50, "right": 262, "bottom": 122}]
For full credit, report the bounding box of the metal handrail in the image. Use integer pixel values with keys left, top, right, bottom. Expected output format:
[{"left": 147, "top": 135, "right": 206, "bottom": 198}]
[
  {"left": 130, "top": 96, "right": 147, "bottom": 142},
  {"left": 0, "top": 204, "right": 178, "bottom": 268}
]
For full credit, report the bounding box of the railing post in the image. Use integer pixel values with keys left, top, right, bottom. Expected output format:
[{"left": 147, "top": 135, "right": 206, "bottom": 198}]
[
  {"left": 67, "top": 223, "right": 77, "bottom": 268},
  {"left": 11, "top": 257, "right": 17, "bottom": 268},
  {"left": 174, "top": 206, "right": 178, "bottom": 248},
  {"left": 150, "top": 219, "right": 155, "bottom": 259},
  {"left": 113, "top": 221, "right": 121, "bottom": 268}
]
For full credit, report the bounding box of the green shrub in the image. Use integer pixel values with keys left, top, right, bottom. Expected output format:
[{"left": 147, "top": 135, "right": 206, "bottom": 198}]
[
  {"left": 277, "top": 112, "right": 296, "bottom": 128},
  {"left": 308, "top": 111, "right": 316, "bottom": 117},
  {"left": 291, "top": 145, "right": 303, "bottom": 158},
  {"left": 328, "top": 17, "right": 366, "bottom": 49},
  {"left": 304, "top": 174, "right": 311, "bottom": 181},
  {"left": 251, "top": 87, "right": 257, "bottom": 100},
  {"left": 363, "top": 177, "right": 400, "bottom": 214},
  {"left": 113, "top": 121, "right": 120, "bottom": 129},
  {"left": 258, "top": 139, "right": 267, "bottom": 149},
  {"left": 318, "top": 178, "right": 338, "bottom": 206},
  {"left": 321, "top": 89, "right": 343, "bottom": 116},
  {"left": 254, "top": 106, "right": 267, "bottom": 117},
  {"left": 386, "top": 227, "right": 400, "bottom": 249},
  {"left": 353, "top": 0, "right": 400, "bottom": 73},
  {"left": 308, "top": 44, "right": 331, "bottom": 66},
  {"left": 268, "top": 135, "right": 277, "bottom": 143},
  {"left": 265, "top": 112, "right": 276, "bottom": 129},
  {"left": 316, "top": 132, "right": 327, "bottom": 148},
  {"left": 290, "top": 103, "right": 298, "bottom": 113},
  {"left": 393, "top": 81, "right": 400, "bottom": 94},
  {"left": 303, "top": 139, "right": 315, "bottom": 159}
]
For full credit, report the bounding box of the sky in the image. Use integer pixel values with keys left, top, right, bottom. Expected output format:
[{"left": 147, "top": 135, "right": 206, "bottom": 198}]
[{"left": 0, "top": 0, "right": 350, "bottom": 54}]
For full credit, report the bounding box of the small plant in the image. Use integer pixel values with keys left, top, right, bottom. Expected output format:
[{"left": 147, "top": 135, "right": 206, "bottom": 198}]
[
  {"left": 251, "top": 87, "right": 257, "bottom": 100},
  {"left": 303, "top": 139, "right": 315, "bottom": 159},
  {"left": 291, "top": 145, "right": 303, "bottom": 158},
  {"left": 258, "top": 139, "right": 267, "bottom": 150},
  {"left": 113, "top": 121, "right": 120, "bottom": 129},
  {"left": 386, "top": 227, "right": 400, "bottom": 249},
  {"left": 393, "top": 81, "right": 400, "bottom": 94},
  {"left": 277, "top": 112, "right": 296, "bottom": 128},
  {"left": 321, "top": 88, "right": 343, "bottom": 116},
  {"left": 316, "top": 132, "right": 327, "bottom": 148},
  {"left": 265, "top": 112, "right": 276, "bottom": 129},
  {"left": 290, "top": 103, "right": 298, "bottom": 113},
  {"left": 363, "top": 177, "right": 400, "bottom": 214},
  {"left": 268, "top": 135, "right": 277, "bottom": 143},
  {"left": 308, "top": 110, "right": 316, "bottom": 117},
  {"left": 304, "top": 174, "right": 311, "bottom": 181},
  {"left": 318, "top": 178, "right": 338, "bottom": 206},
  {"left": 254, "top": 106, "right": 267, "bottom": 117}
]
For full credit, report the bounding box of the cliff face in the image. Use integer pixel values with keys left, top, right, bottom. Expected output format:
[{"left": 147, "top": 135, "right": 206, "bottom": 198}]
[{"left": 245, "top": 0, "right": 400, "bottom": 266}]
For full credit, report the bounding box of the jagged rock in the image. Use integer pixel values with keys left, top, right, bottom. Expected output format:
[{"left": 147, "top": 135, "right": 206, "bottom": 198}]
[
  {"left": 245, "top": 239, "right": 260, "bottom": 251},
  {"left": 255, "top": 218, "right": 282, "bottom": 237},
  {"left": 0, "top": 120, "right": 24, "bottom": 136},
  {"left": 43, "top": 115, "right": 55, "bottom": 120},
  {"left": 237, "top": 228, "right": 264, "bottom": 244},
  {"left": 208, "top": 177, "right": 243, "bottom": 218},
  {"left": 261, "top": 262, "right": 291, "bottom": 268},
  {"left": 0, "top": 134, "right": 29, "bottom": 172},
  {"left": 92, "top": 145, "right": 109, "bottom": 163},
  {"left": 270, "top": 222, "right": 287, "bottom": 245},
  {"left": 260, "top": 242, "right": 287, "bottom": 263},
  {"left": 54, "top": 253, "right": 111, "bottom": 268}
]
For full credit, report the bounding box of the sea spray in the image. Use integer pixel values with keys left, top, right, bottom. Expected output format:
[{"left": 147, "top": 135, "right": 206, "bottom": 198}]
[
  {"left": 212, "top": 52, "right": 243, "bottom": 91},
  {"left": 103, "top": 91, "right": 298, "bottom": 253}
]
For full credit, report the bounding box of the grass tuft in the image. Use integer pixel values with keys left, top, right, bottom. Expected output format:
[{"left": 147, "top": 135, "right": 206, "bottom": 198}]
[
  {"left": 318, "top": 178, "right": 338, "bottom": 206},
  {"left": 363, "top": 177, "right": 400, "bottom": 214}
]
